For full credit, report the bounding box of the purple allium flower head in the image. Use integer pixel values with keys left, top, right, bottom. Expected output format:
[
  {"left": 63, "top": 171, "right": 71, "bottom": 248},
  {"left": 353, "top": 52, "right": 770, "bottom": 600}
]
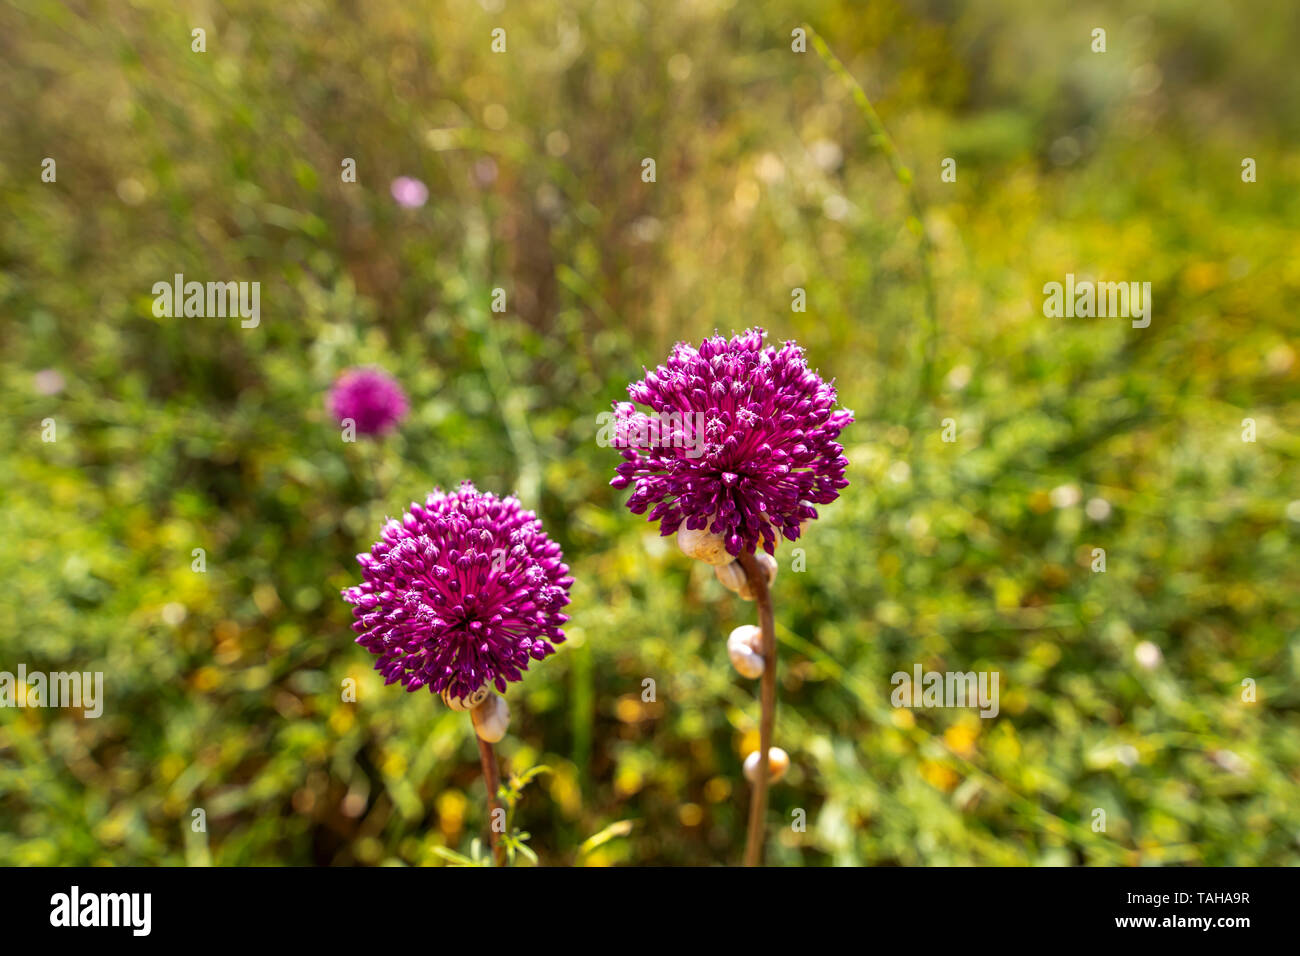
[
  {"left": 610, "top": 328, "right": 853, "bottom": 556},
  {"left": 328, "top": 367, "right": 409, "bottom": 436},
  {"left": 343, "top": 483, "right": 573, "bottom": 699},
  {"left": 390, "top": 176, "right": 429, "bottom": 208}
]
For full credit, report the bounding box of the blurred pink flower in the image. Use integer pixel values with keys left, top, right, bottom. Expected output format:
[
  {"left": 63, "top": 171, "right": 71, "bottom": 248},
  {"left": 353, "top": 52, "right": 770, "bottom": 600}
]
[
  {"left": 472, "top": 157, "right": 498, "bottom": 187},
  {"left": 34, "top": 369, "right": 65, "bottom": 395},
  {"left": 328, "top": 367, "right": 409, "bottom": 436},
  {"left": 390, "top": 176, "right": 428, "bottom": 208}
]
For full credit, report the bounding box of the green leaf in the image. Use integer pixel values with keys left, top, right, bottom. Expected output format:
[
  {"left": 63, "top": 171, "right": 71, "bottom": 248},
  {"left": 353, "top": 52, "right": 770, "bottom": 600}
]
[
  {"left": 513, "top": 764, "right": 553, "bottom": 788},
  {"left": 578, "top": 819, "right": 636, "bottom": 859},
  {"left": 514, "top": 841, "right": 539, "bottom": 865},
  {"left": 431, "top": 846, "right": 482, "bottom": 867}
]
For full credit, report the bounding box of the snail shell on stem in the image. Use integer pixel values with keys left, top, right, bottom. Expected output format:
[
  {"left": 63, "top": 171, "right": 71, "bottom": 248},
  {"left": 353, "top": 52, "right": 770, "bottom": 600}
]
[
  {"left": 744, "top": 746, "right": 789, "bottom": 784},
  {"left": 727, "top": 624, "right": 765, "bottom": 679},
  {"left": 677, "top": 525, "right": 734, "bottom": 567},
  {"left": 442, "top": 685, "right": 491, "bottom": 712},
  {"left": 737, "top": 552, "right": 777, "bottom": 600},
  {"left": 714, "top": 560, "right": 747, "bottom": 594},
  {"left": 471, "top": 693, "right": 510, "bottom": 743}
]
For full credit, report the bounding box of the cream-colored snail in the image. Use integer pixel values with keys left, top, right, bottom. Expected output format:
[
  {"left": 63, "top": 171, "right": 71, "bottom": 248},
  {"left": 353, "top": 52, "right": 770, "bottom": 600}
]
[
  {"left": 714, "top": 560, "right": 747, "bottom": 594},
  {"left": 727, "top": 624, "right": 765, "bottom": 679},
  {"left": 743, "top": 746, "right": 789, "bottom": 784},
  {"left": 470, "top": 693, "right": 510, "bottom": 743},
  {"left": 676, "top": 525, "right": 733, "bottom": 566},
  {"left": 737, "top": 552, "right": 777, "bottom": 600},
  {"left": 442, "top": 685, "right": 491, "bottom": 712}
]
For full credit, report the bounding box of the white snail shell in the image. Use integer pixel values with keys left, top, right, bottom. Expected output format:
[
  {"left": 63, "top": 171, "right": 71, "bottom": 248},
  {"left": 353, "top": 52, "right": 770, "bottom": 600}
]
[
  {"left": 471, "top": 693, "right": 510, "bottom": 743},
  {"left": 442, "top": 685, "right": 491, "bottom": 712},
  {"left": 714, "top": 560, "right": 747, "bottom": 594},
  {"left": 743, "top": 747, "right": 789, "bottom": 784},
  {"left": 727, "top": 625, "right": 765, "bottom": 679},
  {"left": 737, "top": 552, "right": 778, "bottom": 600},
  {"left": 677, "top": 525, "right": 733, "bottom": 567}
]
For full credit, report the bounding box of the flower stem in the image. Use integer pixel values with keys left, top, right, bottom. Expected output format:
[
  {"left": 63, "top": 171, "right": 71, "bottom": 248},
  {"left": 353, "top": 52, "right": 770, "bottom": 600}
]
[
  {"left": 738, "top": 550, "right": 778, "bottom": 867},
  {"left": 475, "top": 729, "right": 506, "bottom": 866}
]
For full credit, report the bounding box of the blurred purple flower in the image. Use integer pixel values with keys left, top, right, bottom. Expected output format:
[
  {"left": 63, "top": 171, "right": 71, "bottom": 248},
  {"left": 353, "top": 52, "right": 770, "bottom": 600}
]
[
  {"left": 390, "top": 176, "right": 428, "bottom": 208},
  {"left": 328, "top": 367, "right": 409, "bottom": 436},
  {"left": 610, "top": 328, "right": 853, "bottom": 556},
  {"left": 342, "top": 483, "right": 573, "bottom": 699},
  {"left": 34, "top": 369, "right": 65, "bottom": 396},
  {"left": 472, "top": 157, "right": 498, "bottom": 188}
]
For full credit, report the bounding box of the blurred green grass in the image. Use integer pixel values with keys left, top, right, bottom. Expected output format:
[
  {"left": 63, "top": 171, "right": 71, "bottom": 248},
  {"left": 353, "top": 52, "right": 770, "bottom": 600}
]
[{"left": 1, "top": 0, "right": 1298, "bottom": 865}]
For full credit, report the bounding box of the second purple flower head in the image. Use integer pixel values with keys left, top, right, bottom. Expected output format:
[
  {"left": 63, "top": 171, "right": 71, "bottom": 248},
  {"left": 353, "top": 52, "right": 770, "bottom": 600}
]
[
  {"left": 343, "top": 483, "right": 573, "bottom": 701},
  {"left": 328, "top": 367, "right": 409, "bottom": 436},
  {"left": 610, "top": 328, "right": 852, "bottom": 556}
]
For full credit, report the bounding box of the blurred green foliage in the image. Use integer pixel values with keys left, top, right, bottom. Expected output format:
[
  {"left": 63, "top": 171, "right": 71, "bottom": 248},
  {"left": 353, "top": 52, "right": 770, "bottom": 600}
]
[{"left": 2, "top": 0, "right": 1298, "bottom": 866}]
